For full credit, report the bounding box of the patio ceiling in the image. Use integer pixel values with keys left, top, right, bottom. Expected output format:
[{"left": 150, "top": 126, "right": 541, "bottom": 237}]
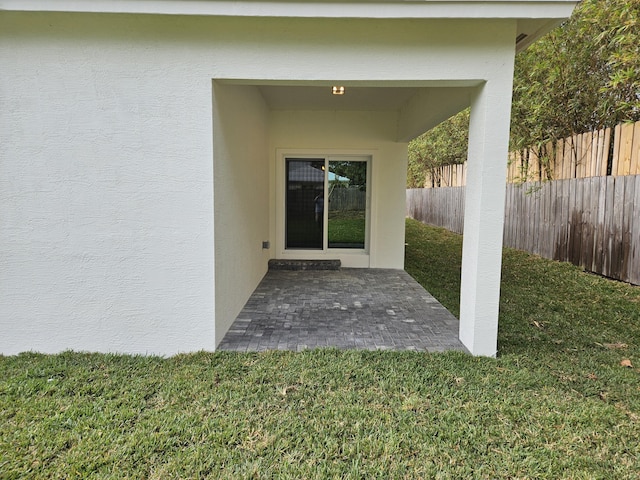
[
  {"left": 255, "top": 83, "right": 478, "bottom": 141},
  {"left": 258, "top": 85, "right": 421, "bottom": 111}
]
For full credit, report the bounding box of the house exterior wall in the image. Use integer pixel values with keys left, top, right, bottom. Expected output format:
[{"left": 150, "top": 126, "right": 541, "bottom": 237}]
[
  {"left": 1, "top": 10, "right": 524, "bottom": 355},
  {"left": 269, "top": 110, "right": 407, "bottom": 269},
  {"left": 213, "top": 83, "right": 270, "bottom": 344},
  {"left": 0, "top": 13, "right": 216, "bottom": 355}
]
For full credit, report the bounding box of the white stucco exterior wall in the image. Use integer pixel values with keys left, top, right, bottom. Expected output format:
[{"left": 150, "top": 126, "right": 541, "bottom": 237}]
[
  {"left": 1, "top": 10, "right": 534, "bottom": 355},
  {"left": 269, "top": 110, "right": 408, "bottom": 269},
  {"left": 0, "top": 14, "right": 216, "bottom": 355},
  {"left": 212, "top": 83, "right": 270, "bottom": 344}
]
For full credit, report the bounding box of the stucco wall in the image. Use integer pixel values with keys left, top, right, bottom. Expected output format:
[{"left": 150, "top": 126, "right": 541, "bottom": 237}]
[
  {"left": 269, "top": 111, "right": 408, "bottom": 269},
  {"left": 1, "top": 11, "right": 520, "bottom": 355},
  {"left": 213, "top": 83, "right": 270, "bottom": 344},
  {"left": 0, "top": 14, "right": 216, "bottom": 355}
]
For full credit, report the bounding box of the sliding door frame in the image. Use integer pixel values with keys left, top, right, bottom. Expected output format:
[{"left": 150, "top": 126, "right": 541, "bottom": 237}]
[{"left": 275, "top": 149, "right": 374, "bottom": 267}]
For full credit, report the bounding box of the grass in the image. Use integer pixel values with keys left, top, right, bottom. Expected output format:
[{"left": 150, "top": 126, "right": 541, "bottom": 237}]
[
  {"left": 328, "top": 210, "right": 366, "bottom": 247},
  {"left": 1, "top": 218, "right": 639, "bottom": 478}
]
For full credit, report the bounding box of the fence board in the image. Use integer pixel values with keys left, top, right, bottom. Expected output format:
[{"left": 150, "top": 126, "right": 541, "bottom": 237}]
[
  {"left": 592, "top": 177, "right": 607, "bottom": 274},
  {"left": 567, "top": 138, "right": 575, "bottom": 179},
  {"left": 507, "top": 152, "right": 515, "bottom": 183},
  {"left": 532, "top": 184, "right": 541, "bottom": 254},
  {"left": 582, "top": 178, "right": 597, "bottom": 270},
  {"left": 632, "top": 122, "right": 640, "bottom": 175},
  {"left": 582, "top": 132, "right": 591, "bottom": 177},
  {"left": 545, "top": 181, "right": 555, "bottom": 259},
  {"left": 621, "top": 176, "right": 635, "bottom": 281},
  {"left": 553, "top": 139, "right": 563, "bottom": 180},
  {"left": 561, "top": 179, "right": 571, "bottom": 262},
  {"left": 547, "top": 182, "right": 555, "bottom": 257},
  {"left": 630, "top": 176, "right": 640, "bottom": 285},
  {"left": 576, "top": 177, "right": 593, "bottom": 268},
  {"left": 553, "top": 179, "right": 566, "bottom": 261},
  {"left": 567, "top": 179, "right": 580, "bottom": 265},
  {"left": 577, "top": 134, "right": 585, "bottom": 178},
  {"left": 601, "top": 128, "right": 612, "bottom": 177},
  {"left": 530, "top": 184, "right": 537, "bottom": 254},
  {"left": 569, "top": 135, "right": 578, "bottom": 178},
  {"left": 618, "top": 123, "right": 635, "bottom": 176},
  {"left": 523, "top": 184, "right": 531, "bottom": 253},
  {"left": 512, "top": 183, "right": 520, "bottom": 250},
  {"left": 556, "top": 140, "right": 571, "bottom": 180},
  {"left": 540, "top": 182, "right": 547, "bottom": 257},
  {"left": 516, "top": 184, "right": 524, "bottom": 251},
  {"left": 593, "top": 130, "right": 601, "bottom": 177},
  {"left": 506, "top": 184, "right": 515, "bottom": 248},
  {"left": 579, "top": 178, "right": 589, "bottom": 269},
  {"left": 529, "top": 184, "right": 535, "bottom": 252},
  {"left": 612, "top": 124, "right": 622, "bottom": 176},
  {"left": 585, "top": 131, "right": 595, "bottom": 177},
  {"left": 512, "top": 185, "right": 519, "bottom": 246},
  {"left": 602, "top": 176, "right": 616, "bottom": 278},
  {"left": 536, "top": 183, "right": 543, "bottom": 254},
  {"left": 542, "top": 182, "right": 551, "bottom": 258},
  {"left": 612, "top": 178, "right": 626, "bottom": 279}
]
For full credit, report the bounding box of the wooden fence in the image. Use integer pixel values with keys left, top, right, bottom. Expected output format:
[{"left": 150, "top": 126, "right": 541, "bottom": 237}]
[
  {"left": 406, "top": 186, "right": 465, "bottom": 234},
  {"left": 425, "top": 119, "right": 640, "bottom": 187},
  {"left": 407, "top": 175, "right": 640, "bottom": 286},
  {"left": 427, "top": 163, "right": 468, "bottom": 188},
  {"left": 328, "top": 187, "right": 366, "bottom": 211}
]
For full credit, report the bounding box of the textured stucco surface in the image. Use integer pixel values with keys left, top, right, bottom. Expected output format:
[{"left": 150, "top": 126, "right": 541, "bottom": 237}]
[
  {"left": 269, "top": 111, "right": 408, "bottom": 269},
  {"left": 0, "top": 13, "right": 216, "bottom": 355},
  {"left": 213, "top": 83, "right": 271, "bottom": 345},
  {"left": 1, "top": 11, "right": 530, "bottom": 355}
]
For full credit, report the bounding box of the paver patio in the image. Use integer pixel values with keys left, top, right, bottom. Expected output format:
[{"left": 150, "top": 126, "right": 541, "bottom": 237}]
[{"left": 218, "top": 268, "right": 468, "bottom": 353}]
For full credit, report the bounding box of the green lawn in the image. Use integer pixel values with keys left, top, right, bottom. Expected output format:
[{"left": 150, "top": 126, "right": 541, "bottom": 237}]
[
  {"left": 1, "top": 219, "right": 639, "bottom": 478},
  {"left": 328, "top": 210, "right": 366, "bottom": 247}
]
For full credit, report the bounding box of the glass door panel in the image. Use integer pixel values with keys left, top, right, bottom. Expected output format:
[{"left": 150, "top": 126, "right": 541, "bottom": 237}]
[
  {"left": 327, "top": 161, "right": 367, "bottom": 249},
  {"left": 285, "top": 159, "right": 325, "bottom": 249}
]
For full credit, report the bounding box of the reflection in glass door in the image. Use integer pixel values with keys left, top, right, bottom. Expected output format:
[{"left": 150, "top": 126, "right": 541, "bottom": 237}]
[
  {"left": 327, "top": 161, "right": 367, "bottom": 249},
  {"left": 286, "top": 159, "right": 325, "bottom": 249},
  {"left": 285, "top": 157, "right": 368, "bottom": 251}
]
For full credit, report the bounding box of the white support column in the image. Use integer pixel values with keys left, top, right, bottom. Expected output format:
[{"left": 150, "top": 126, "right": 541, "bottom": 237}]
[{"left": 459, "top": 77, "right": 513, "bottom": 356}]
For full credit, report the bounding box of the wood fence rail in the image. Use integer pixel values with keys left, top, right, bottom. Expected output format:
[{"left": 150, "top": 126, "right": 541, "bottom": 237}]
[
  {"left": 407, "top": 175, "right": 640, "bottom": 286},
  {"left": 425, "top": 119, "right": 640, "bottom": 188}
]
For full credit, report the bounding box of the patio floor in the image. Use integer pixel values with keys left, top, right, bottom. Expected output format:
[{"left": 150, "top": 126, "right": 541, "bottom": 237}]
[{"left": 217, "top": 268, "right": 468, "bottom": 353}]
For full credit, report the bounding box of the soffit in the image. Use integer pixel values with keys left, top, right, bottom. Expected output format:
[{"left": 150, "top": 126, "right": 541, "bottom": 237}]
[
  {"left": 0, "top": 1, "right": 579, "bottom": 20},
  {"left": 1, "top": 1, "right": 577, "bottom": 50}
]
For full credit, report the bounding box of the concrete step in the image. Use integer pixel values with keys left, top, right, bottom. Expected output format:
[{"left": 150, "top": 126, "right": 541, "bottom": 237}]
[{"left": 268, "top": 259, "right": 341, "bottom": 271}]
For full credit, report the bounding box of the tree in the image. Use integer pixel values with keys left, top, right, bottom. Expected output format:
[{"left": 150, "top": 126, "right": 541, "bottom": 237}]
[
  {"left": 407, "top": 109, "right": 470, "bottom": 188},
  {"left": 408, "top": 0, "right": 639, "bottom": 186},
  {"left": 329, "top": 161, "right": 367, "bottom": 190},
  {"left": 510, "top": 0, "right": 639, "bottom": 151}
]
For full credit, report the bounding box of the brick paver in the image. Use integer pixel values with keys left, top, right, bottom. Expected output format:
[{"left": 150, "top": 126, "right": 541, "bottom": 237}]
[{"left": 218, "top": 269, "right": 468, "bottom": 353}]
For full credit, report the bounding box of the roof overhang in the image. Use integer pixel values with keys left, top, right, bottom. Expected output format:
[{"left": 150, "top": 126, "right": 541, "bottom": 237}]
[{"left": 0, "top": 0, "right": 578, "bottom": 50}]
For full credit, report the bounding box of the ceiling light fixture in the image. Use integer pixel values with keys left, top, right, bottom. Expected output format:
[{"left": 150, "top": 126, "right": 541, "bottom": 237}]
[{"left": 332, "top": 86, "right": 345, "bottom": 95}]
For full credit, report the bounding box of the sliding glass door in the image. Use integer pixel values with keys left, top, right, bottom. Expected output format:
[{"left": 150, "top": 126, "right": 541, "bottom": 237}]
[
  {"left": 327, "top": 160, "right": 367, "bottom": 249},
  {"left": 285, "top": 159, "right": 325, "bottom": 249},
  {"left": 285, "top": 157, "right": 368, "bottom": 251}
]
